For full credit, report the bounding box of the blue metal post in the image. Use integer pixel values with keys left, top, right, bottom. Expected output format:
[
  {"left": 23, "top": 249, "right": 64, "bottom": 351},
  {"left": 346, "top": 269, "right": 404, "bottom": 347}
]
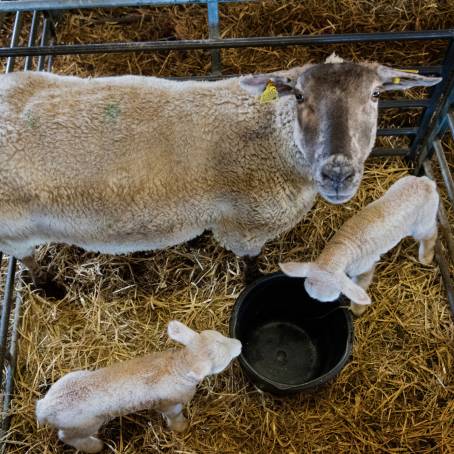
[{"left": 207, "top": 0, "right": 221, "bottom": 74}]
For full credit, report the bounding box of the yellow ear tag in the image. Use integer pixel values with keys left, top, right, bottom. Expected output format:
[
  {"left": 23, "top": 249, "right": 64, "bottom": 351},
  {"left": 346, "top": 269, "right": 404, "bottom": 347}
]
[
  {"left": 259, "top": 81, "right": 279, "bottom": 104},
  {"left": 393, "top": 69, "right": 419, "bottom": 84}
]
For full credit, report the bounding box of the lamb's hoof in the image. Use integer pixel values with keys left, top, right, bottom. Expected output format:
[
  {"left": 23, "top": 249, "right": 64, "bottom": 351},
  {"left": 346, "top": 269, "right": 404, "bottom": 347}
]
[
  {"left": 83, "top": 437, "right": 104, "bottom": 453},
  {"left": 419, "top": 253, "right": 434, "bottom": 266},
  {"left": 36, "top": 280, "right": 67, "bottom": 300},
  {"left": 168, "top": 419, "right": 188, "bottom": 433},
  {"left": 350, "top": 303, "right": 368, "bottom": 317}
]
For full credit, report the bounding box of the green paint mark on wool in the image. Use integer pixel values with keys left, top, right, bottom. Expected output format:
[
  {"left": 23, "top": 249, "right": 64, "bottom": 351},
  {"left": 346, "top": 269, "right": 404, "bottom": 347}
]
[
  {"left": 25, "top": 111, "right": 38, "bottom": 129},
  {"left": 104, "top": 103, "right": 121, "bottom": 121}
]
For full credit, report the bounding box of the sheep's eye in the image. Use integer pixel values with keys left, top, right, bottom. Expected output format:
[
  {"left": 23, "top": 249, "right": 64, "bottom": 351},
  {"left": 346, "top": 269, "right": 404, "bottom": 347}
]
[
  {"left": 295, "top": 93, "right": 304, "bottom": 103},
  {"left": 372, "top": 90, "right": 380, "bottom": 101}
]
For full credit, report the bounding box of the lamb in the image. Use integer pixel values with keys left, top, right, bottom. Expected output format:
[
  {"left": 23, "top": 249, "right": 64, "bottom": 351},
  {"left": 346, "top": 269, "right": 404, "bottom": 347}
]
[
  {"left": 280, "top": 175, "right": 439, "bottom": 316},
  {"left": 36, "top": 321, "right": 242, "bottom": 453},
  {"left": 0, "top": 59, "right": 441, "bottom": 287}
]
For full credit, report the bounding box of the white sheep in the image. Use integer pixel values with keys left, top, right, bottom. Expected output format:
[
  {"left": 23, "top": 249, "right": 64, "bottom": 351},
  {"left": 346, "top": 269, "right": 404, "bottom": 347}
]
[
  {"left": 36, "top": 321, "right": 242, "bottom": 453},
  {"left": 280, "top": 175, "right": 439, "bottom": 316},
  {"left": 0, "top": 61, "right": 440, "bottom": 286}
]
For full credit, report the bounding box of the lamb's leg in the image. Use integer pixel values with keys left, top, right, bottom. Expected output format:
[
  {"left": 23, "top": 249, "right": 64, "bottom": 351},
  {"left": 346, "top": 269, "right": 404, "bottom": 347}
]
[
  {"left": 58, "top": 422, "right": 104, "bottom": 453},
  {"left": 350, "top": 265, "right": 376, "bottom": 317},
  {"left": 158, "top": 403, "right": 188, "bottom": 432},
  {"left": 21, "top": 254, "right": 66, "bottom": 299},
  {"left": 416, "top": 224, "right": 437, "bottom": 265}
]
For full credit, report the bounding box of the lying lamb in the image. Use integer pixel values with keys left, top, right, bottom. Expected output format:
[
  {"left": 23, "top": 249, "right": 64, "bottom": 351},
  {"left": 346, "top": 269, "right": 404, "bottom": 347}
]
[
  {"left": 280, "top": 175, "right": 439, "bottom": 316},
  {"left": 36, "top": 321, "right": 241, "bottom": 453}
]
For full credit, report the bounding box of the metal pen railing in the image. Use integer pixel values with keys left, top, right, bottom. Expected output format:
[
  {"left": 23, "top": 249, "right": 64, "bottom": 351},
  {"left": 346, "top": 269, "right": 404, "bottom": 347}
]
[
  {"left": 0, "top": 1, "right": 453, "bottom": 449},
  {"left": 0, "top": 9, "right": 56, "bottom": 449}
]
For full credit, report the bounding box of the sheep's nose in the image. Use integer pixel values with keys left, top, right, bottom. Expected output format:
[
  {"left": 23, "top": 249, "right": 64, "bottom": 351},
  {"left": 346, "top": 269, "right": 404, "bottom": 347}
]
[{"left": 320, "top": 166, "right": 354, "bottom": 189}]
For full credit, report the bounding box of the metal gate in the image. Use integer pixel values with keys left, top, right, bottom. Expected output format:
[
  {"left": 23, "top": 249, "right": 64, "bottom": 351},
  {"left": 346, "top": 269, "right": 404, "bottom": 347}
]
[{"left": 0, "top": 0, "right": 453, "bottom": 446}]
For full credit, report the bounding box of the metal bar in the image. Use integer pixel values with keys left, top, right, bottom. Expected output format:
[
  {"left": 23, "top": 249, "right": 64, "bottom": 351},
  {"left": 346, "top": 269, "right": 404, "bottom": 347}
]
[
  {"left": 370, "top": 148, "right": 409, "bottom": 157},
  {"left": 447, "top": 110, "right": 454, "bottom": 137},
  {"left": 1, "top": 31, "right": 454, "bottom": 58},
  {"left": 163, "top": 67, "right": 442, "bottom": 82},
  {"left": 207, "top": 0, "right": 221, "bottom": 74},
  {"left": 0, "top": 0, "right": 251, "bottom": 12},
  {"left": 379, "top": 99, "right": 430, "bottom": 109},
  {"left": 24, "top": 11, "right": 40, "bottom": 71},
  {"left": 377, "top": 127, "right": 418, "bottom": 136},
  {"left": 1, "top": 271, "right": 24, "bottom": 438},
  {"left": 0, "top": 257, "right": 17, "bottom": 394},
  {"left": 412, "top": 39, "right": 454, "bottom": 166},
  {"left": 433, "top": 140, "right": 454, "bottom": 206},
  {"left": 424, "top": 160, "right": 454, "bottom": 262},
  {"left": 37, "top": 16, "right": 51, "bottom": 71},
  {"left": 0, "top": 7, "right": 22, "bottom": 407},
  {"left": 5, "top": 12, "right": 22, "bottom": 73},
  {"left": 0, "top": 10, "right": 34, "bottom": 444},
  {"left": 435, "top": 242, "right": 454, "bottom": 319}
]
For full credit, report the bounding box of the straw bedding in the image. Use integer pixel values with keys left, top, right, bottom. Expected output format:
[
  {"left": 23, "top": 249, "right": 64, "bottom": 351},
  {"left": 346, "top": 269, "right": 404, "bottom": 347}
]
[{"left": 1, "top": 2, "right": 454, "bottom": 453}]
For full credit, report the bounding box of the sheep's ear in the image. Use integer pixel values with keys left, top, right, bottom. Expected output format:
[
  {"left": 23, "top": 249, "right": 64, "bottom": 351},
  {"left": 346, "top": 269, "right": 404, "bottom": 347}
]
[
  {"left": 337, "top": 273, "right": 371, "bottom": 306},
  {"left": 377, "top": 65, "right": 442, "bottom": 91},
  {"left": 279, "top": 262, "right": 314, "bottom": 278},
  {"left": 239, "top": 74, "right": 295, "bottom": 97},
  {"left": 167, "top": 321, "right": 198, "bottom": 346}
]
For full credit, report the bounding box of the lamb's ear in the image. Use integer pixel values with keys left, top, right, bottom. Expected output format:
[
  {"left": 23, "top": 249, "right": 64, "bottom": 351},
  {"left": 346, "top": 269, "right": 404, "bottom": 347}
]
[
  {"left": 337, "top": 273, "right": 371, "bottom": 306},
  {"left": 325, "top": 52, "right": 344, "bottom": 64},
  {"left": 376, "top": 65, "right": 442, "bottom": 91},
  {"left": 279, "top": 262, "right": 314, "bottom": 278},
  {"left": 239, "top": 74, "right": 295, "bottom": 96},
  {"left": 167, "top": 321, "right": 198, "bottom": 346}
]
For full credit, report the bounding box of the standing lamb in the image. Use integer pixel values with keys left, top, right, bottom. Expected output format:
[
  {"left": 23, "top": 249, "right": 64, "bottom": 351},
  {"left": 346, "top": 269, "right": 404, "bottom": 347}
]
[
  {"left": 36, "top": 320, "right": 242, "bottom": 453},
  {"left": 280, "top": 175, "right": 439, "bottom": 316},
  {"left": 0, "top": 57, "right": 441, "bottom": 287}
]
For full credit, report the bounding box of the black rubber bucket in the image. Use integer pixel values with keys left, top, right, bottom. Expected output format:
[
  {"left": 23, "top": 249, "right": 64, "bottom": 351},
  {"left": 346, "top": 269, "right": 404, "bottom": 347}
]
[{"left": 230, "top": 272, "right": 353, "bottom": 394}]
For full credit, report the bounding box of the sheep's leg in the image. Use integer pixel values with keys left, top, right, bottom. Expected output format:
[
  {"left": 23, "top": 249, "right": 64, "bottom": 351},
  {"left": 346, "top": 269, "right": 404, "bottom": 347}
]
[
  {"left": 58, "top": 422, "right": 104, "bottom": 453},
  {"left": 212, "top": 226, "right": 265, "bottom": 284},
  {"left": 21, "top": 254, "right": 49, "bottom": 287},
  {"left": 21, "top": 254, "right": 66, "bottom": 299},
  {"left": 186, "top": 230, "right": 209, "bottom": 250},
  {"left": 350, "top": 266, "right": 375, "bottom": 317},
  {"left": 243, "top": 255, "right": 262, "bottom": 284},
  {"left": 158, "top": 403, "right": 188, "bottom": 432},
  {"left": 416, "top": 224, "right": 437, "bottom": 266}
]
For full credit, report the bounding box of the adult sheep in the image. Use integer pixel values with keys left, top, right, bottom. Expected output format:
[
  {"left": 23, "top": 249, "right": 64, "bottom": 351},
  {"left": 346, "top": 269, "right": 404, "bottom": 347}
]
[{"left": 0, "top": 55, "right": 441, "bottom": 289}]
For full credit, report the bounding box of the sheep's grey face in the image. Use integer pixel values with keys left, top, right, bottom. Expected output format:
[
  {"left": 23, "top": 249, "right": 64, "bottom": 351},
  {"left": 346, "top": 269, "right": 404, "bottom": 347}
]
[
  {"left": 293, "top": 62, "right": 380, "bottom": 204},
  {"left": 304, "top": 275, "right": 341, "bottom": 302},
  {"left": 200, "top": 330, "right": 242, "bottom": 374}
]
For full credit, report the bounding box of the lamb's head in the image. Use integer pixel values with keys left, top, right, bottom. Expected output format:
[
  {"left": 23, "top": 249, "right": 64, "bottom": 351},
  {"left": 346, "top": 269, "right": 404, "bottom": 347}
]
[
  {"left": 240, "top": 56, "right": 441, "bottom": 204},
  {"left": 167, "top": 321, "right": 242, "bottom": 380},
  {"left": 279, "top": 262, "right": 371, "bottom": 306}
]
